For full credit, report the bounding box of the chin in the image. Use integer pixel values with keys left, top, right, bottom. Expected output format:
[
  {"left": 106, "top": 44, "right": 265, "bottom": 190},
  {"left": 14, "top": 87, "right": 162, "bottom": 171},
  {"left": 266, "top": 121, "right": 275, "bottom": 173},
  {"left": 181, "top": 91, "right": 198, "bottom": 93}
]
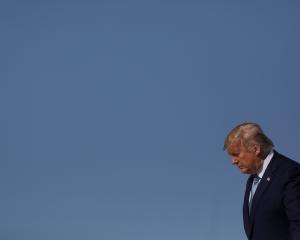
[{"left": 239, "top": 168, "right": 250, "bottom": 174}]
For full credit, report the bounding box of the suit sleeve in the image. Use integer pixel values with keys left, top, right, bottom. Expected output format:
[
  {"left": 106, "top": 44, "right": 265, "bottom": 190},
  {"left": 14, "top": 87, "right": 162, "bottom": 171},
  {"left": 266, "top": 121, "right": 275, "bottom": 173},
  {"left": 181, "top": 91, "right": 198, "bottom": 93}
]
[{"left": 283, "top": 167, "right": 300, "bottom": 240}]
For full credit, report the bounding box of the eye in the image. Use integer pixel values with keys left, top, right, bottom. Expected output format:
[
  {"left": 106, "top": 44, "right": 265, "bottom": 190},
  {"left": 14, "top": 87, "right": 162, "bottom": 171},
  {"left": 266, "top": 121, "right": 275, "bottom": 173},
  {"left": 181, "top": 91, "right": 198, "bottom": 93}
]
[{"left": 231, "top": 152, "right": 239, "bottom": 157}]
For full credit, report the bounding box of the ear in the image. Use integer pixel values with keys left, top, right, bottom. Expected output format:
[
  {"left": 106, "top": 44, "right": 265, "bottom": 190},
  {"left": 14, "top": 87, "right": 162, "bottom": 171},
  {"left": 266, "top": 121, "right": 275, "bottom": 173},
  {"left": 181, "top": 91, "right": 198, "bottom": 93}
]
[{"left": 253, "top": 144, "right": 261, "bottom": 156}]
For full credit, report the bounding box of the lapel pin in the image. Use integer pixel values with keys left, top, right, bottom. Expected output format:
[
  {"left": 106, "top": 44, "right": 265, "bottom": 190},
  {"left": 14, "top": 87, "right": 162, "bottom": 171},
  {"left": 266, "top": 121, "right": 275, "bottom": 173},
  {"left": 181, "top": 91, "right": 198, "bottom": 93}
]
[{"left": 267, "top": 177, "right": 271, "bottom": 182}]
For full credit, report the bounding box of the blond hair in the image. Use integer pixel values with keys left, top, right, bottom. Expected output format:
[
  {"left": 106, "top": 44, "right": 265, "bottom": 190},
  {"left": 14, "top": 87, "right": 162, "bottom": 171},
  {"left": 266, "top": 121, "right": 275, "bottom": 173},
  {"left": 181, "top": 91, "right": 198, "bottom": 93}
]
[{"left": 224, "top": 122, "right": 274, "bottom": 154}]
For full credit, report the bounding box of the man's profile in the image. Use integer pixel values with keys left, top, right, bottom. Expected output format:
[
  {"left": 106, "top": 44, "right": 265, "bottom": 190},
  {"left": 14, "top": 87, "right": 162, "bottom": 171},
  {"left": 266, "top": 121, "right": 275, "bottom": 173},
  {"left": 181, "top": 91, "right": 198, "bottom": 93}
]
[{"left": 224, "top": 123, "right": 300, "bottom": 240}]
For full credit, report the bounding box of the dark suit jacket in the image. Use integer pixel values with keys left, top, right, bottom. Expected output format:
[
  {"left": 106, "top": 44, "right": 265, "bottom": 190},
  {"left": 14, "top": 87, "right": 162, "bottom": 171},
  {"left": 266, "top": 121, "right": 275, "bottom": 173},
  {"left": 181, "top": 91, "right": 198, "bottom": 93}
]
[{"left": 243, "top": 150, "right": 300, "bottom": 240}]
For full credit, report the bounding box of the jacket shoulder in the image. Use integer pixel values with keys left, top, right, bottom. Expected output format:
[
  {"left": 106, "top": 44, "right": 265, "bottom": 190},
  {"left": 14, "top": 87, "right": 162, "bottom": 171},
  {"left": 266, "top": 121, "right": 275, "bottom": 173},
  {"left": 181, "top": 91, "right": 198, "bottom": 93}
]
[{"left": 273, "top": 150, "right": 300, "bottom": 173}]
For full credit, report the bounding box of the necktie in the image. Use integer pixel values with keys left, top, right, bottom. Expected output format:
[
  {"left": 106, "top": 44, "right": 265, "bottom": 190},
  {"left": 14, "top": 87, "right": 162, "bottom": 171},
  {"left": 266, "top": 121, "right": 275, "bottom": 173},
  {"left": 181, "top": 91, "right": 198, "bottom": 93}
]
[{"left": 249, "top": 175, "right": 261, "bottom": 213}]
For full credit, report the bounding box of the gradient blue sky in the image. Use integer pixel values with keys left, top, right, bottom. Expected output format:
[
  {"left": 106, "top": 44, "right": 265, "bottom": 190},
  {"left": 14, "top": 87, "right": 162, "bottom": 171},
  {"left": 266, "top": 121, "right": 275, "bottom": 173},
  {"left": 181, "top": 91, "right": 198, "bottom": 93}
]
[{"left": 1, "top": 1, "right": 300, "bottom": 239}]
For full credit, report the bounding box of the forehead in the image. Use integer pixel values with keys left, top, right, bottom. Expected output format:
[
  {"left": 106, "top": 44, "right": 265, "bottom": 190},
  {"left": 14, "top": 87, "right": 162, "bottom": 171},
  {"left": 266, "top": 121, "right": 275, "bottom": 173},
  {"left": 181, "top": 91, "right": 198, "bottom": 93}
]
[{"left": 227, "top": 140, "right": 244, "bottom": 154}]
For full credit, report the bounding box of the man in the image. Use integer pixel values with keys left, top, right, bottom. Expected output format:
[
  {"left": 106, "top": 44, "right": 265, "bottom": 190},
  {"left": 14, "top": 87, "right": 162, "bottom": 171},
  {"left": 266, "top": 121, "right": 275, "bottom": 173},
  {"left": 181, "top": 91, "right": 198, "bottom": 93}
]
[{"left": 224, "top": 123, "right": 300, "bottom": 240}]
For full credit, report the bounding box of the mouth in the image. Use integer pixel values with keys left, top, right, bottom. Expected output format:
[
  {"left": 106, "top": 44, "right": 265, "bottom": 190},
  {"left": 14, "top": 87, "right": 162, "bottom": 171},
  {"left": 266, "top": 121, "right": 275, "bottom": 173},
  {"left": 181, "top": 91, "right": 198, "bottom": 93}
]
[{"left": 238, "top": 167, "right": 249, "bottom": 174}]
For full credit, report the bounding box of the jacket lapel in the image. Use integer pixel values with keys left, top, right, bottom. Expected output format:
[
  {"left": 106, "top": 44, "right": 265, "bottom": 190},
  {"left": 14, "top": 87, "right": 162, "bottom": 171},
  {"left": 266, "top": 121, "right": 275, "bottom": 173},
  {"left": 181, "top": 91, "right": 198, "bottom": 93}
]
[
  {"left": 243, "top": 174, "right": 254, "bottom": 237},
  {"left": 249, "top": 151, "right": 281, "bottom": 223}
]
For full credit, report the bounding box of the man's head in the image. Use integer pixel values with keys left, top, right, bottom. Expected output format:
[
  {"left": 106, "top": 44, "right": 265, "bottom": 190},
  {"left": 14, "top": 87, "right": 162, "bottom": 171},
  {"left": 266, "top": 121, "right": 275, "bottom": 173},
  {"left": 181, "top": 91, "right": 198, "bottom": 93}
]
[{"left": 224, "top": 123, "right": 274, "bottom": 174}]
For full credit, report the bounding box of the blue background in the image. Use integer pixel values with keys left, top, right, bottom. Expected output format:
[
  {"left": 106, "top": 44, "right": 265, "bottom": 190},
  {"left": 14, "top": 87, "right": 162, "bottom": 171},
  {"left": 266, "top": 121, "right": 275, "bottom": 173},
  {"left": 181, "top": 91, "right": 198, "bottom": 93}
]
[{"left": 1, "top": 1, "right": 300, "bottom": 239}]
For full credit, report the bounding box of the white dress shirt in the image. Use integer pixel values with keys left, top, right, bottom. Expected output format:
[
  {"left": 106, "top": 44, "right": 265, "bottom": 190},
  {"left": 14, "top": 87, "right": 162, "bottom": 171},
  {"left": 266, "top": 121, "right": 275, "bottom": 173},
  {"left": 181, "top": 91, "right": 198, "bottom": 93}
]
[
  {"left": 257, "top": 149, "right": 274, "bottom": 179},
  {"left": 249, "top": 150, "right": 274, "bottom": 205}
]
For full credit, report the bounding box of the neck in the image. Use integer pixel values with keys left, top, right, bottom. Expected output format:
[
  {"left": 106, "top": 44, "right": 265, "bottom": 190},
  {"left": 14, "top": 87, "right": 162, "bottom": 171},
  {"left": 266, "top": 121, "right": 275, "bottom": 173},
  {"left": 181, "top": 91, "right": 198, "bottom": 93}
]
[{"left": 258, "top": 150, "right": 270, "bottom": 161}]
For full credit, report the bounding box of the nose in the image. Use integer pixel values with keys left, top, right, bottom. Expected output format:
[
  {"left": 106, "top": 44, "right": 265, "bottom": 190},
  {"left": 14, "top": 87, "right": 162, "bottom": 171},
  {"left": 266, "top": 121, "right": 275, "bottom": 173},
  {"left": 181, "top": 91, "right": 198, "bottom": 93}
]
[{"left": 231, "top": 157, "right": 238, "bottom": 165}]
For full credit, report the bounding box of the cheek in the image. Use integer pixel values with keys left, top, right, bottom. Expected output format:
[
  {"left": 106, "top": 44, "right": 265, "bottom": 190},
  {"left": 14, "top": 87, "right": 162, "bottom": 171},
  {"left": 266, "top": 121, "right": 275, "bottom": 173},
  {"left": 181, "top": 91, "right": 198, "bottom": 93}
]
[
  {"left": 243, "top": 157, "right": 254, "bottom": 167},
  {"left": 240, "top": 157, "right": 250, "bottom": 166}
]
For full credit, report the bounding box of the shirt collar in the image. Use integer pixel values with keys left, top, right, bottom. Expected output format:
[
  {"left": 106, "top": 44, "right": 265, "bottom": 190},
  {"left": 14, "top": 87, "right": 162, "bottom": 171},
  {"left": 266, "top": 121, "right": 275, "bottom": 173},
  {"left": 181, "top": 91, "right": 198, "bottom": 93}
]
[{"left": 257, "top": 149, "right": 274, "bottom": 178}]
